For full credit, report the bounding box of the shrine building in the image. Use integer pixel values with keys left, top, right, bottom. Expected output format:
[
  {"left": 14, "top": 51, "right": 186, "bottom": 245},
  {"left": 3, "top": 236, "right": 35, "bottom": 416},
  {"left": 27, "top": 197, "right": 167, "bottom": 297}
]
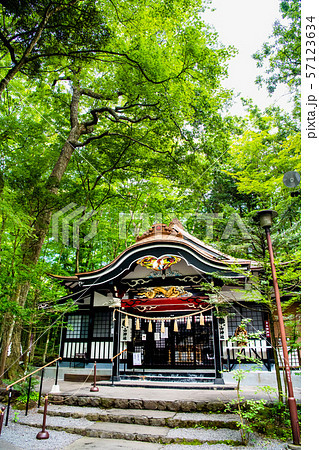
[{"left": 52, "top": 219, "right": 277, "bottom": 384}]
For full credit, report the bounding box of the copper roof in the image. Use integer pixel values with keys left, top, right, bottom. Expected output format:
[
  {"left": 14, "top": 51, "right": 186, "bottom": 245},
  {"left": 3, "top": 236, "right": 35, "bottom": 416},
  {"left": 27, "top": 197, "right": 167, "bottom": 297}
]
[{"left": 50, "top": 219, "right": 260, "bottom": 283}]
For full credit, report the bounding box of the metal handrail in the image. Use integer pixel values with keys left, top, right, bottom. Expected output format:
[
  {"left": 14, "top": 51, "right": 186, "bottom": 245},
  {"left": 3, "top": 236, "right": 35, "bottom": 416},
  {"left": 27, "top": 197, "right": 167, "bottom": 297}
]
[
  {"left": 111, "top": 349, "right": 127, "bottom": 362},
  {"left": 5, "top": 357, "right": 62, "bottom": 390}
]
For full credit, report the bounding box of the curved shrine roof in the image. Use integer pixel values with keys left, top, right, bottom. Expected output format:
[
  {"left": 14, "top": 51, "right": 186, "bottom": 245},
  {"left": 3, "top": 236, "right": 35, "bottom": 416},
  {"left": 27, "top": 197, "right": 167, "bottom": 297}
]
[{"left": 50, "top": 219, "right": 260, "bottom": 289}]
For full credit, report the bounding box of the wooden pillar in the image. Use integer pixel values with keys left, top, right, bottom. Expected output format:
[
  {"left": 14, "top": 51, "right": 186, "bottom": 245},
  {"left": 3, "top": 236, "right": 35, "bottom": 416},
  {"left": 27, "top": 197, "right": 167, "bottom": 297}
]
[
  {"left": 87, "top": 291, "right": 95, "bottom": 362},
  {"left": 112, "top": 309, "right": 121, "bottom": 381},
  {"left": 212, "top": 312, "right": 224, "bottom": 384}
]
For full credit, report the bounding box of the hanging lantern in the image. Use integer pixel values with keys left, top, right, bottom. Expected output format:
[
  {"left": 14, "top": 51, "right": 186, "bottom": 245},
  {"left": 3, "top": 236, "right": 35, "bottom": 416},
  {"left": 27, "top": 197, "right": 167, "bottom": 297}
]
[
  {"left": 186, "top": 316, "right": 192, "bottom": 330},
  {"left": 174, "top": 320, "right": 178, "bottom": 332},
  {"left": 148, "top": 321, "right": 153, "bottom": 332},
  {"left": 200, "top": 313, "right": 205, "bottom": 326},
  {"left": 136, "top": 318, "right": 140, "bottom": 330},
  {"left": 124, "top": 314, "right": 129, "bottom": 327},
  {"left": 161, "top": 320, "right": 165, "bottom": 334}
]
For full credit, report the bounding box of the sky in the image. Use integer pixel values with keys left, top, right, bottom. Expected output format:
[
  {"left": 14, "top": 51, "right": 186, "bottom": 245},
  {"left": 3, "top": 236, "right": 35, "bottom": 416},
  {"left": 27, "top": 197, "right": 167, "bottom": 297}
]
[{"left": 202, "top": 0, "right": 292, "bottom": 115}]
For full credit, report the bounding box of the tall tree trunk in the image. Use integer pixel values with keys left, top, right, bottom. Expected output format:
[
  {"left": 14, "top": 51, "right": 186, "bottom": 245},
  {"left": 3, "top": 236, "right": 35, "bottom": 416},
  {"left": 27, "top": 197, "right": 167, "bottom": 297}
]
[
  {"left": 0, "top": 314, "right": 16, "bottom": 380},
  {"left": 30, "top": 332, "right": 36, "bottom": 364},
  {"left": 42, "top": 330, "right": 51, "bottom": 365},
  {"left": 23, "top": 327, "right": 33, "bottom": 373},
  {"left": 0, "top": 88, "right": 83, "bottom": 377},
  {"left": 0, "top": 285, "right": 21, "bottom": 380},
  {"left": 6, "top": 321, "right": 24, "bottom": 379}
]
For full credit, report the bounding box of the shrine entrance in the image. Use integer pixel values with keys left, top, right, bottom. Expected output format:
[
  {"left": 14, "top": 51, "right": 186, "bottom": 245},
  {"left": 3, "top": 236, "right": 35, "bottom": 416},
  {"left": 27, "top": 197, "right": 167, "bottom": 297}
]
[
  {"left": 126, "top": 313, "right": 215, "bottom": 370},
  {"left": 55, "top": 220, "right": 268, "bottom": 383}
]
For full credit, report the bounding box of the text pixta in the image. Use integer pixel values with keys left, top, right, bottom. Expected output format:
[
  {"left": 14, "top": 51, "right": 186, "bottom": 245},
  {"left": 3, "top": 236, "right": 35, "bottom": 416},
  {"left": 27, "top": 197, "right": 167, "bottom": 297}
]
[{"left": 307, "top": 94, "right": 317, "bottom": 138}]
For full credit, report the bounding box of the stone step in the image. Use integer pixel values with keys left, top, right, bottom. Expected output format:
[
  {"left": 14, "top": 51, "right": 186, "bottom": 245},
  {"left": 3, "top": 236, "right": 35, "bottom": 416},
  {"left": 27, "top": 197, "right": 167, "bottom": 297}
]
[
  {"left": 119, "top": 374, "right": 217, "bottom": 383},
  {"left": 64, "top": 437, "right": 165, "bottom": 449},
  {"left": 18, "top": 413, "right": 243, "bottom": 445},
  {"left": 101, "top": 380, "right": 220, "bottom": 388},
  {"left": 48, "top": 394, "right": 235, "bottom": 413},
  {"left": 96, "top": 379, "right": 234, "bottom": 390},
  {"left": 40, "top": 404, "right": 241, "bottom": 430},
  {"left": 121, "top": 370, "right": 215, "bottom": 376}
]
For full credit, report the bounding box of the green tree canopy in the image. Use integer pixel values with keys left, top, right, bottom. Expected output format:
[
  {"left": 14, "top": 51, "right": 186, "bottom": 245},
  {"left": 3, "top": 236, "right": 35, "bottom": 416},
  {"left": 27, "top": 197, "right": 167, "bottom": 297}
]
[
  {"left": 0, "top": 0, "right": 237, "bottom": 378},
  {"left": 253, "top": 0, "right": 301, "bottom": 115}
]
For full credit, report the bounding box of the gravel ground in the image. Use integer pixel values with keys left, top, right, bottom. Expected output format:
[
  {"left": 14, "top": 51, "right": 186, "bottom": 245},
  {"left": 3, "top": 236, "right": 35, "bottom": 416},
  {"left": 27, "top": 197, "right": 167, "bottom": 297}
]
[
  {"left": 0, "top": 421, "right": 80, "bottom": 449},
  {"left": 0, "top": 409, "right": 290, "bottom": 450},
  {"left": 0, "top": 424, "right": 290, "bottom": 450}
]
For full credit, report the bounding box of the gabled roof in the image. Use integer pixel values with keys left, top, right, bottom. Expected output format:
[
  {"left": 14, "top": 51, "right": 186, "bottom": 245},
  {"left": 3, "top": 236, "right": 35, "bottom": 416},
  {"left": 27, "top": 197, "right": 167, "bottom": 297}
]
[{"left": 50, "top": 219, "right": 259, "bottom": 290}]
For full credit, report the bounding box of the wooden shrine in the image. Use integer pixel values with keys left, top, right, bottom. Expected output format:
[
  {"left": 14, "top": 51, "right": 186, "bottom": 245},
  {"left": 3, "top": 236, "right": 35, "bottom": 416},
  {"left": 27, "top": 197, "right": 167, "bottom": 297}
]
[{"left": 52, "top": 219, "right": 275, "bottom": 383}]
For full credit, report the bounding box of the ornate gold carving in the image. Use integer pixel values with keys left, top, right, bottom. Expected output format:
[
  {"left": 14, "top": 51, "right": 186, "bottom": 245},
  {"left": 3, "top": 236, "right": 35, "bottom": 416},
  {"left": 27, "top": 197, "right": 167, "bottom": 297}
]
[
  {"left": 136, "top": 255, "right": 181, "bottom": 271},
  {"left": 137, "top": 286, "right": 192, "bottom": 299},
  {"left": 136, "top": 305, "right": 157, "bottom": 312}
]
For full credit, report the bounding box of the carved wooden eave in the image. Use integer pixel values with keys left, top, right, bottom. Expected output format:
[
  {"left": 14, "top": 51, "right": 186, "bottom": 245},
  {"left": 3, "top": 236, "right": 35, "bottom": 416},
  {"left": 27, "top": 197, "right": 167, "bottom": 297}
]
[
  {"left": 50, "top": 219, "right": 261, "bottom": 290},
  {"left": 136, "top": 222, "right": 183, "bottom": 242}
]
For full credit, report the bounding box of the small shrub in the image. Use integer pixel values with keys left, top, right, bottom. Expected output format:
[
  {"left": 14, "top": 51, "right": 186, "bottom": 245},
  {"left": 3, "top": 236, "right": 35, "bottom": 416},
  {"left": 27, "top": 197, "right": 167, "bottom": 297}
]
[
  {"left": 240, "top": 400, "right": 300, "bottom": 441},
  {"left": 16, "top": 391, "right": 38, "bottom": 405},
  {"left": 14, "top": 378, "right": 39, "bottom": 397}
]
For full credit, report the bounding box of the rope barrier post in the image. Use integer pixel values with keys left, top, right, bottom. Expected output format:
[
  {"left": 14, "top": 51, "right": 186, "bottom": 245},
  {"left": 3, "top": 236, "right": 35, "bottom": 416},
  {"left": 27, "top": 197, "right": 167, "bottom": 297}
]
[
  {"left": 36, "top": 395, "right": 49, "bottom": 440},
  {"left": 90, "top": 362, "right": 99, "bottom": 392},
  {"left": 38, "top": 368, "right": 45, "bottom": 408},
  {"left": 25, "top": 375, "right": 32, "bottom": 416},
  {"left": 0, "top": 407, "right": 5, "bottom": 436},
  {"left": 5, "top": 387, "right": 12, "bottom": 426}
]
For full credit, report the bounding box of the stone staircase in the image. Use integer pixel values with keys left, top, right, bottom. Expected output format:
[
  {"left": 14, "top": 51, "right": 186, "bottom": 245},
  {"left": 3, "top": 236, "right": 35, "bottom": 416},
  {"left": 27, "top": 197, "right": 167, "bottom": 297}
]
[
  {"left": 118, "top": 371, "right": 217, "bottom": 384},
  {"left": 17, "top": 394, "right": 244, "bottom": 447}
]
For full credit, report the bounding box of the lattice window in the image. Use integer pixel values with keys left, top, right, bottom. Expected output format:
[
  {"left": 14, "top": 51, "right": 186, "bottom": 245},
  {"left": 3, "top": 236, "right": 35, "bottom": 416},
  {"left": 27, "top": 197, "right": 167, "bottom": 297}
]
[
  {"left": 66, "top": 315, "right": 89, "bottom": 339},
  {"left": 276, "top": 338, "right": 301, "bottom": 368},
  {"left": 93, "top": 311, "right": 112, "bottom": 338},
  {"left": 155, "top": 321, "right": 166, "bottom": 349},
  {"left": 227, "top": 306, "right": 264, "bottom": 337}
]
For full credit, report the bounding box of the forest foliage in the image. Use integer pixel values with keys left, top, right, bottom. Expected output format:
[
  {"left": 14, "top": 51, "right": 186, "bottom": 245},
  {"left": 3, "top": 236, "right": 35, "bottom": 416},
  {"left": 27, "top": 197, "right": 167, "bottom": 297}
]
[{"left": 0, "top": 0, "right": 300, "bottom": 378}]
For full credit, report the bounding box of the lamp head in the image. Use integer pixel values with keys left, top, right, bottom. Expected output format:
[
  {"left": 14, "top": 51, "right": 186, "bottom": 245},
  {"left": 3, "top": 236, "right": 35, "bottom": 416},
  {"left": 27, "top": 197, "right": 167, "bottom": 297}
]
[{"left": 253, "top": 209, "right": 278, "bottom": 228}]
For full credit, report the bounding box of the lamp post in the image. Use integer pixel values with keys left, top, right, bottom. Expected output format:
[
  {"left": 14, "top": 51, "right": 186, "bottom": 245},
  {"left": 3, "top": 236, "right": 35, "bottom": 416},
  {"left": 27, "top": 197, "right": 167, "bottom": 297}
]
[{"left": 254, "top": 209, "right": 300, "bottom": 446}]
